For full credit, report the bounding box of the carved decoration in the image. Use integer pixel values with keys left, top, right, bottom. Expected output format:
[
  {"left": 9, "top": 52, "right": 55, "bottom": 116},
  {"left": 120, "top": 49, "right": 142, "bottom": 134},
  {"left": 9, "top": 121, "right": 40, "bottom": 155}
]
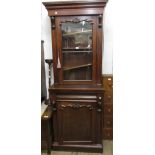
[
  {"left": 50, "top": 16, "right": 56, "bottom": 29},
  {"left": 60, "top": 18, "right": 93, "bottom": 24},
  {"left": 98, "top": 14, "right": 102, "bottom": 28},
  {"left": 60, "top": 104, "right": 93, "bottom": 110},
  {"left": 57, "top": 52, "right": 61, "bottom": 69}
]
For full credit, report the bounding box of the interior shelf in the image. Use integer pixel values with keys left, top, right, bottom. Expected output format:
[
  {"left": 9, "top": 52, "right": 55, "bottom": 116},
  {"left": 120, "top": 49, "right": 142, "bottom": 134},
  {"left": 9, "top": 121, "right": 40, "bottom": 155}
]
[
  {"left": 63, "top": 51, "right": 92, "bottom": 53},
  {"left": 63, "top": 63, "right": 92, "bottom": 71},
  {"left": 63, "top": 30, "right": 92, "bottom": 36},
  {"left": 62, "top": 48, "right": 92, "bottom": 51}
]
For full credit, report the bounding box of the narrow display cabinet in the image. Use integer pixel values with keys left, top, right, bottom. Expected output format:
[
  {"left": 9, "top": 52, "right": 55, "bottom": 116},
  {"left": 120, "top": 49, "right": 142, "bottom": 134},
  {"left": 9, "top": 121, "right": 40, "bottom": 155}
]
[{"left": 43, "top": 0, "right": 108, "bottom": 153}]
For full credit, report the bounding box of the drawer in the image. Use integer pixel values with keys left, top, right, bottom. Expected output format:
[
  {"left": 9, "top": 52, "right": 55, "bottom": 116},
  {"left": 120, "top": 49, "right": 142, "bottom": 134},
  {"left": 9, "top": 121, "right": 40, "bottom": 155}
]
[
  {"left": 104, "top": 91, "right": 113, "bottom": 103},
  {"left": 56, "top": 94, "right": 97, "bottom": 102},
  {"left": 104, "top": 104, "right": 113, "bottom": 115},
  {"left": 103, "top": 128, "right": 113, "bottom": 140},
  {"left": 104, "top": 116, "right": 113, "bottom": 128}
]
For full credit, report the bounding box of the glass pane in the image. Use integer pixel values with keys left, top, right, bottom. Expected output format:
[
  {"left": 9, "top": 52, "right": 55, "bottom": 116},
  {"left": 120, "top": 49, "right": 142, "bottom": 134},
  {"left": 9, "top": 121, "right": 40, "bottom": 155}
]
[{"left": 61, "top": 20, "right": 93, "bottom": 81}]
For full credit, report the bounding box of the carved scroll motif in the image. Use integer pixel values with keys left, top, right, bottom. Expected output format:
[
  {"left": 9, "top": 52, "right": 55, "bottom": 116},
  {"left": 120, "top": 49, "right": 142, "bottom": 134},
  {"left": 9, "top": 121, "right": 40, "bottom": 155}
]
[
  {"left": 60, "top": 18, "right": 93, "bottom": 25},
  {"left": 60, "top": 104, "right": 93, "bottom": 110}
]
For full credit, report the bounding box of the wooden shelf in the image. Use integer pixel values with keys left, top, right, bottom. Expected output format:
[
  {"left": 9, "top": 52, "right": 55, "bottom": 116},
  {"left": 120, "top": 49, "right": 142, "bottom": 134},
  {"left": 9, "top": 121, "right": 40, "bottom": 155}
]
[
  {"left": 63, "top": 30, "right": 92, "bottom": 36},
  {"left": 62, "top": 48, "right": 92, "bottom": 51},
  {"left": 63, "top": 51, "right": 92, "bottom": 53},
  {"left": 63, "top": 63, "right": 92, "bottom": 71}
]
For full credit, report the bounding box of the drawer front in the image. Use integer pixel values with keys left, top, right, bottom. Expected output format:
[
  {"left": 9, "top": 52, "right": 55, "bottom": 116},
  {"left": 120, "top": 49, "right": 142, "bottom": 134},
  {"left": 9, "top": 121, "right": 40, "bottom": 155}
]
[
  {"left": 104, "top": 116, "right": 113, "bottom": 128},
  {"left": 56, "top": 94, "right": 97, "bottom": 101},
  {"left": 103, "top": 128, "right": 113, "bottom": 139},
  {"left": 56, "top": 94, "right": 103, "bottom": 113},
  {"left": 104, "top": 104, "right": 113, "bottom": 115}
]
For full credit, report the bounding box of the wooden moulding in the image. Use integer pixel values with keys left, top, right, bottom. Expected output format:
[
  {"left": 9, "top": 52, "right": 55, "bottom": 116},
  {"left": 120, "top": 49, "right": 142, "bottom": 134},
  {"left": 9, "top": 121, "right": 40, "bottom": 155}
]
[
  {"left": 49, "top": 84, "right": 104, "bottom": 93},
  {"left": 52, "top": 142, "right": 103, "bottom": 153},
  {"left": 43, "top": 0, "right": 108, "bottom": 9},
  {"left": 43, "top": 0, "right": 108, "bottom": 16}
]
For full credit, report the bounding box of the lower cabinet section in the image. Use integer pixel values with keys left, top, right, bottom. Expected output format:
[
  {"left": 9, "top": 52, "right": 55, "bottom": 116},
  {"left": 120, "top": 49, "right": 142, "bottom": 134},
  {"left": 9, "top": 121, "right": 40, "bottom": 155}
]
[
  {"left": 50, "top": 92, "right": 103, "bottom": 152},
  {"left": 41, "top": 75, "right": 113, "bottom": 152}
]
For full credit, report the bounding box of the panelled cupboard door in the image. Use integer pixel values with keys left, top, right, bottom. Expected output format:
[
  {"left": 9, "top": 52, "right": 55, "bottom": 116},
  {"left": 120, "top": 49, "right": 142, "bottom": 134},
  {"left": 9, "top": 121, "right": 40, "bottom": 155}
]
[
  {"left": 55, "top": 16, "right": 97, "bottom": 84},
  {"left": 57, "top": 101, "right": 97, "bottom": 145}
]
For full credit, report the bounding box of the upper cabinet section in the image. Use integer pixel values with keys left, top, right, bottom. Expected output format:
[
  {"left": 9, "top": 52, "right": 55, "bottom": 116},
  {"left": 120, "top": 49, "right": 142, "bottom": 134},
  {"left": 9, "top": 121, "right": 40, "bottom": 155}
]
[
  {"left": 43, "top": 0, "right": 108, "bottom": 85},
  {"left": 43, "top": 0, "right": 108, "bottom": 16}
]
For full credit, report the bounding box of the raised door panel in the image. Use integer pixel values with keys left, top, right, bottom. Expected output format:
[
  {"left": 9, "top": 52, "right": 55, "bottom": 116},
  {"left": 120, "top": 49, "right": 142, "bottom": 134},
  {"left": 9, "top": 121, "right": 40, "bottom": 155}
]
[
  {"left": 55, "top": 16, "right": 97, "bottom": 84},
  {"left": 57, "top": 101, "right": 96, "bottom": 145}
]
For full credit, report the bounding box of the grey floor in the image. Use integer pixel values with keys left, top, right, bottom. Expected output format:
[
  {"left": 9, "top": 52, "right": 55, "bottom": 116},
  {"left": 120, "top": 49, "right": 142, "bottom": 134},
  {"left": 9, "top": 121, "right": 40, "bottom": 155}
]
[{"left": 42, "top": 140, "right": 113, "bottom": 155}]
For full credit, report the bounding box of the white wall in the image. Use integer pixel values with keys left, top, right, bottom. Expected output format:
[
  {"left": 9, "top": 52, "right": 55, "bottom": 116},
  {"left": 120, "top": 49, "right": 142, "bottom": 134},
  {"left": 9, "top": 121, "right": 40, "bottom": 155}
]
[
  {"left": 41, "top": 0, "right": 113, "bottom": 97},
  {"left": 41, "top": 4, "right": 52, "bottom": 98},
  {"left": 103, "top": 1, "right": 113, "bottom": 74}
]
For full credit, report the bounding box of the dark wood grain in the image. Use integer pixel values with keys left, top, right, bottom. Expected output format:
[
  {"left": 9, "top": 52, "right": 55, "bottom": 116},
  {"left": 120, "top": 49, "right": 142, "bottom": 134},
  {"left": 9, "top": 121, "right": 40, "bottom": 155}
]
[
  {"left": 96, "top": 15, "right": 103, "bottom": 85},
  {"left": 42, "top": 0, "right": 108, "bottom": 152}
]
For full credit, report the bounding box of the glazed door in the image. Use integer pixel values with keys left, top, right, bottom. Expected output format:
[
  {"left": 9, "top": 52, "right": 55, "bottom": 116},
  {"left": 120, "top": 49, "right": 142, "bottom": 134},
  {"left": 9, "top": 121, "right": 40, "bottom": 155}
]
[
  {"left": 57, "top": 99, "right": 97, "bottom": 145},
  {"left": 56, "top": 16, "right": 97, "bottom": 84}
]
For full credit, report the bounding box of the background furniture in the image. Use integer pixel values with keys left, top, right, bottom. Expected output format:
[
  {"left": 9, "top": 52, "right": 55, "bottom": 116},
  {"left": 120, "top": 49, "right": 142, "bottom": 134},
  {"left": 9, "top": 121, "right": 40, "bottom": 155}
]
[
  {"left": 41, "top": 41, "right": 53, "bottom": 153},
  {"left": 41, "top": 105, "right": 52, "bottom": 154},
  {"left": 103, "top": 74, "right": 113, "bottom": 140},
  {"left": 43, "top": 0, "right": 108, "bottom": 153},
  {"left": 41, "top": 40, "right": 47, "bottom": 102}
]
